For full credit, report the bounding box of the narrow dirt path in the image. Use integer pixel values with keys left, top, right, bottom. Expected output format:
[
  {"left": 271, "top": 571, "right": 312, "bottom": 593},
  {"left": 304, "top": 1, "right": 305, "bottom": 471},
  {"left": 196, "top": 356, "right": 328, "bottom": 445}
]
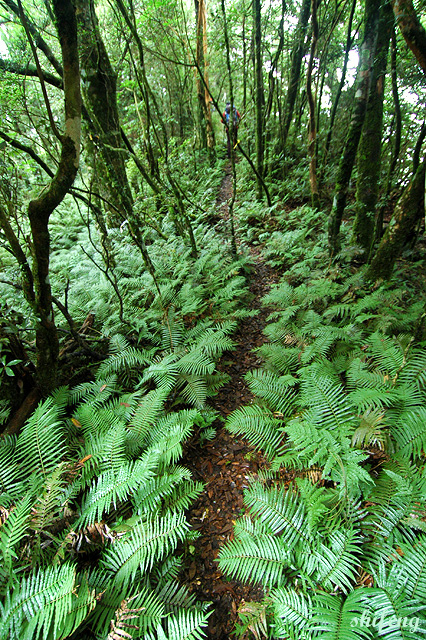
[{"left": 180, "top": 168, "right": 279, "bottom": 639}]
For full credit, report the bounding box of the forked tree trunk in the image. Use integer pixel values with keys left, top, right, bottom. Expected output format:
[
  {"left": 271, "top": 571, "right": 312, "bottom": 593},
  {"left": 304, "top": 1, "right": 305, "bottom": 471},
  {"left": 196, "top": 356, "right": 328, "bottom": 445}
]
[
  {"left": 327, "top": 0, "right": 380, "bottom": 258},
  {"left": 14, "top": 0, "right": 80, "bottom": 393},
  {"left": 352, "top": 0, "right": 392, "bottom": 257},
  {"left": 366, "top": 158, "right": 426, "bottom": 281}
]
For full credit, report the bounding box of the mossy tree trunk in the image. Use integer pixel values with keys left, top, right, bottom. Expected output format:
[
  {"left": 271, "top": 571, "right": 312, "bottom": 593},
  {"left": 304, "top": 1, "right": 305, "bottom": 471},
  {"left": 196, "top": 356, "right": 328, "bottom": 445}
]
[
  {"left": 352, "top": 0, "right": 392, "bottom": 258},
  {"left": 76, "top": 0, "right": 133, "bottom": 227},
  {"left": 391, "top": 0, "right": 426, "bottom": 75},
  {"left": 0, "top": 0, "right": 81, "bottom": 394},
  {"left": 366, "top": 158, "right": 426, "bottom": 281},
  {"left": 327, "top": 0, "right": 380, "bottom": 258}
]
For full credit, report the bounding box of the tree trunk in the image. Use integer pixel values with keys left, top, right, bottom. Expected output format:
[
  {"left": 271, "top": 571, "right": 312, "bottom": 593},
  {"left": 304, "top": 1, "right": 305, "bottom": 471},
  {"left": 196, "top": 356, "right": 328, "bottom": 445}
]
[
  {"left": 391, "top": 0, "right": 426, "bottom": 75},
  {"left": 376, "top": 26, "right": 402, "bottom": 239},
  {"left": 253, "top": 0, "right": 264, "bottom": 200},
  {"left": 323, "top": 0, "right": 357, "bottom": 167},
  {"left": 195, "top": 0, "right": 215, "bottom": 150},
  {"left": 6, "top": 0, "right": 81, "bottom": 394},
  {"left": 76, "top": 0, "right": 133, "bottom": 227},
  {"left": 352, "top": 0, "right": 392, "bottom": 257},
  {"left": 282, "top": 0, "right": 311, "bottom": 149},
  {"left": 306, "top": 0, "right": 320, "bottom": 210},
  {"left": 327, "top": 0, "right": 380, "bottom": 258},
  {"left": 366, "top": 158, "right": 426, "bottom": 281},
  {"left": 221, "top": 0, "right": 238, "bottom": 256},
  {"left": 413, "top": 122, "right": 426, "bottom": 174}
]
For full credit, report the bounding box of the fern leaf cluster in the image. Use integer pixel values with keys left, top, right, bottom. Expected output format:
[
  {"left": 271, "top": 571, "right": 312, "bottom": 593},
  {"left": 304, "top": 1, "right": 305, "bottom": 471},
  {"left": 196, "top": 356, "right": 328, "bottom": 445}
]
[
  {"left": 0, "top": 369, "right": 211, "bottom": 638},
  {"left": 221, "top": 267, "right": 426, "bottom": 638}
]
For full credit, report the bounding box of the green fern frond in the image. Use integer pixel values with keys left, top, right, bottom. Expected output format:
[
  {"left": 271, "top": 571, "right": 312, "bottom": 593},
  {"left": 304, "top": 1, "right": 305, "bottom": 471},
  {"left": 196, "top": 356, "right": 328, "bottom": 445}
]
[
  {"left": 271, "top": 588, "right": 312, "bottom": 637},
  {"left": 364, "top": 568, "right": 426, "bottom": 638},
  {"left": 0, "top": 563, "right": 82, "bottom": 640},
  {"left": 165, "top": 607, "right": 211, "bottom": 640},
  {"left": 132, "top": 467, "right": 192, "bottom": 514},
  {"left": 255, "top": 343, "right": 301, "bottom": 375},
  {"left": 0, "top": 435, "right": 20, "bottom": 501},
  {"left": 77, "top": 453, "right": 158, "bottom": 528},
  {"left": 29, "top": 463, "right": 71, "bottom": 535},
  {"left": 101, "top": 512, "right": 189, "bottom": 588},
  {"left": 15, "top": 398, "right": 65, "bottom": 481},
  {"left": 244, "top": 483, "right": 312, "bottom": 548},
  {"left": 176, "top": 351, "right": 215, "bottom": 377},
  {"left": 106, "top": 587, "right": 165, "bottom": 639},
  {"left": 161, "top": 311, "right": 185, "bottom": 351},
  {"left": 0, "top": 494, "right": 33, "bottom": 591},
  {"left": 177, "top": 374, "right": 208, "bottom": 407},
  {"left": 128, "top": 389, "right": 169, "bottom": 441},
  {"left": 163, "top": 480, "right": 204, "bottom": 514},
  {"left": 399, "top": 350, "right": 426, "bottom": 389},
  {"left": 346, "top": 357, "right": 391, "bottom": 391},
  {"left": 310, "top": 590, "right": 372, "bottom": 640},
  {"left": 393, "top": 407, "right": 426, "bottom": 459},
  {"left": 245, "top": 369, "right": 297, "bottom": 415},
  {"left": 299, "top": 372, "right": 356, "bottom": 436},
  {"left": 225, "top": 405, "right": 284, "bottom": 458},
  {"left": 315, "top": 529, "right": 361, "bottom": 594},
  {"left": 70, "top": 376, "right": 119, "bottom": 407},
  {"left": 143, "top": 410, "right": 198, "bottom": 451},
  {"left": 351, "top": 407, "right": 389, "bottom": 451},
  {"left": 96, "top": 342, "right": 154, "bottom": 379},
  {"left": 396, "top": 536, "right": 426, "bottom": 601},
  {"left": 139, "top": 354, "right": 179, "bottom": 391},
  {"left": 218, "top": 527, "right": 288, "bottom": 587},
  {"left": 367, "top": 332, "right": 405, "bottom": 376}
]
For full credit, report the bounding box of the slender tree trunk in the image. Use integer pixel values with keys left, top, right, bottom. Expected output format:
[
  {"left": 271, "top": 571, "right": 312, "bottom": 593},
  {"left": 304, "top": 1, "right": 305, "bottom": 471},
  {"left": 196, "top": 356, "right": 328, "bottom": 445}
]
[
  {"left": 366, "top": 158, "right": 426, "bottom": 281},
  {"left": 413, "top": 122, "right": 426, "bottom": 174},
  {"left": 328, "top": 0, "right": 380, "bottom": 258},
  {"left": 242, "top": 10, "right": 247, "bottom": 112},
  {"left": 375, "top": 26, "right": 402, "bottom": 239},
  {"left": 195, "top": 0, "right": 215, "bottom": 150},
  {"left": 306, "top": 0, "right": 320, "bottom": 210},
  {"left": 352, "top": 0, "right": 392, "bottom": 258},
  {"left": 221, "top": 0, "right": 238, "bottom": 256},
  {"left": 253, "top": 0, "right": 264, "bottom": 200},
  {"left": 391, "top": 0, "right": 426, "bottom": 75},
  {"left": 282, "top": 0, "right": 311, "bottom": 149},
  {"left": 323, "top": 0, "right": 357, "bottom": 168}
]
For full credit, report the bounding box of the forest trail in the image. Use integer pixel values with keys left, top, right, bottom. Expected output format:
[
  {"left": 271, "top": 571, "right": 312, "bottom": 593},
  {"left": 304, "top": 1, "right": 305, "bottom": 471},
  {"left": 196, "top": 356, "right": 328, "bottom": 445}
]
[{"left": 180, "top": 166, "right": 279, "bottom": 639}]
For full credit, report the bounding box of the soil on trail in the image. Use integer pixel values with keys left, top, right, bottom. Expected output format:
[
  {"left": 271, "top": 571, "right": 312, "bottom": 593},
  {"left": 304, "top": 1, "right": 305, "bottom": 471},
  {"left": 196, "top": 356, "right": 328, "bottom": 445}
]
[{"left": 180, "top": 168, "right": 279, "bottom": 639}]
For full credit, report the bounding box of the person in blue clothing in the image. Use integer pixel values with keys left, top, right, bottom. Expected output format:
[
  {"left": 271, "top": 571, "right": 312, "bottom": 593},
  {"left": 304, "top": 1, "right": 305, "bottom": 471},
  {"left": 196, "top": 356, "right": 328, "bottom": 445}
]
[{"left": 221, "top": 102, "right": 241, "bottom": 157}]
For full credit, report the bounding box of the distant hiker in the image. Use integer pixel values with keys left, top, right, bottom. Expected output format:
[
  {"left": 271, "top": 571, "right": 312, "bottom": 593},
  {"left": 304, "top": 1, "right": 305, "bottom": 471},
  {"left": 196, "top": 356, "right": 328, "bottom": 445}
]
[{"left": 221, "top": 102, "right": 240, "bottom": 157}]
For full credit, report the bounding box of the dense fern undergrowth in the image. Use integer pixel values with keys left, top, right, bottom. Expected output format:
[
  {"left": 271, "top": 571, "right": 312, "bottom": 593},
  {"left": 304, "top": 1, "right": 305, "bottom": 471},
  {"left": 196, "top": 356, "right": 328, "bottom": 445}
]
[
  {"left": 219, "top": 204, "right": 426, "bottom": 639},
  {"left": 1, "top": 156, "right": 426, "bottom": 639},
  {"left": 0, "top": 156, "right": 253, "bottom": 639}
]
